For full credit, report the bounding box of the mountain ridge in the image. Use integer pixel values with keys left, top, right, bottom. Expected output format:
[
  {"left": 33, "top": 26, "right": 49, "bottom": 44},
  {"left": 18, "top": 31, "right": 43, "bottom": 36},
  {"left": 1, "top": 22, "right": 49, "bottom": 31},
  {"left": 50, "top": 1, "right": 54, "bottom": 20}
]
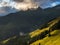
[
  {"left": 0, "top": 5, "right": 60, "bottom": 40},
  {"left": 0, "top": 16, "right": 60, "bottom": 45}
]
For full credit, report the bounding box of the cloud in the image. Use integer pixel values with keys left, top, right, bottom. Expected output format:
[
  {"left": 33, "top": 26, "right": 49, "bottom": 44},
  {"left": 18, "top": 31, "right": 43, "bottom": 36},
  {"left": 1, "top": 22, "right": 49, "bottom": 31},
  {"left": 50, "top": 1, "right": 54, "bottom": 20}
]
[
  {"left": 12, "top": 0, "right": 39, "bottom": 10},
  {"left": 0, "top": 0, "right": 60, "bottom": 10},
  {"left": 12, "top": 0, "right": 60, "bottom": 9},
  {"left": 0, "top": 0, "right": 38, "bottom": 16},
  {"left": 0, "top": 0, "right": 60, "bottom": 16}
]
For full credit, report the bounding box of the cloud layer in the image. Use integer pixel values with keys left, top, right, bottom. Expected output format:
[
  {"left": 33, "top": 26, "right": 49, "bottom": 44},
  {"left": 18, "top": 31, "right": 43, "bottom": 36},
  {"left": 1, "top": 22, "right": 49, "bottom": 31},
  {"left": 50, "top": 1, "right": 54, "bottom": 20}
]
[{"left": 0, "top": 0, "right": 60, "bottom": 16}]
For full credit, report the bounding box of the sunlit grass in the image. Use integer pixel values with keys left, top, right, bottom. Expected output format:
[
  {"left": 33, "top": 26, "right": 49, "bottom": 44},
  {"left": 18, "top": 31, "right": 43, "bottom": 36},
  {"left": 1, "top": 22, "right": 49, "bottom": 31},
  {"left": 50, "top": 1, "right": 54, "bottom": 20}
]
[
  {"left": 1, "top": 36, "right": 16, "bottom": 44},
  {"left": 30, "top": 30, "right": 60, "bottom": 45},
  {"left": 29, "top": 17, "right": 60, "bottom": 38}
]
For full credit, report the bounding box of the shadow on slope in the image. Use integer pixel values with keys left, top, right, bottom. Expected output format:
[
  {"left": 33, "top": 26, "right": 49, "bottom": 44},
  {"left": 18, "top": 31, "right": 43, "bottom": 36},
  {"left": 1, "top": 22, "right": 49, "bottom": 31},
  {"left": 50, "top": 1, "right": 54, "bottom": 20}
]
[
  {"left": 0, "top": 5, "right": 60, "bottom": 41},
  {"left": 0, "top": 17, "right": 60, "bottom": 45}
]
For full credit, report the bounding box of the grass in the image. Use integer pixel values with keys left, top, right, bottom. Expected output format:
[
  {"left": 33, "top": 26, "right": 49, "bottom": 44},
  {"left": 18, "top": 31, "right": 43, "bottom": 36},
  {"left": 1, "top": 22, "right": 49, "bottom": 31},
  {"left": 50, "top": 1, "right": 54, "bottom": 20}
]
[{"left": 30, "top": 30, "right": 60, "bottom": 45}]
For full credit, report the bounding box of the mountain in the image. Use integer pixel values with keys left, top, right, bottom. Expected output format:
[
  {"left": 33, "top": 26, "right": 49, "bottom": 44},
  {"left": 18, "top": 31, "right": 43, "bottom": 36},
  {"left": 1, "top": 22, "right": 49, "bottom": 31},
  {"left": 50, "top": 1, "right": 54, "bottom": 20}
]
[
  {"left": 0, "top": 16, "right": 60, "bottom": 45},
  {"left": 0, "top": 5, "right": 60, "bottom": 40}
]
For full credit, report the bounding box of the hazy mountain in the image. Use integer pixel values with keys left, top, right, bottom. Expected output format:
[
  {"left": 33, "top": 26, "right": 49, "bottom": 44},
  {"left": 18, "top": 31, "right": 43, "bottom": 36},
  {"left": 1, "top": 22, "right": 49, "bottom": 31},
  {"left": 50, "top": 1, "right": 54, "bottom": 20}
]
[
  {"left": 0, "top": 16, "right": 60, "bottom": 45},
  {"left": 0, "top": 5, "right": 60, "bottom": 40}
]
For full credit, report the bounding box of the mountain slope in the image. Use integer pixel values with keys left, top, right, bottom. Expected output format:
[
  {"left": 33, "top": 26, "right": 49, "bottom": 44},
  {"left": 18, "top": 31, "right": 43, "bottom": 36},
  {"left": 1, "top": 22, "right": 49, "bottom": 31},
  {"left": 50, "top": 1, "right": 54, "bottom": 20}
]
[
  {"left": 0, "top": 5, "right": 60, "bottom": 40},
  {"left": 30, "top": 30, "right": 60, "bottom": 45},
  {"left": 0, "top": 17, "right": 60, "bottom": 45},
  {"left": 29, "top": 17, "right": 60, "bottom": 45},
  {"left": 29, "top": 17, "right": 60, "bottom": 38}
]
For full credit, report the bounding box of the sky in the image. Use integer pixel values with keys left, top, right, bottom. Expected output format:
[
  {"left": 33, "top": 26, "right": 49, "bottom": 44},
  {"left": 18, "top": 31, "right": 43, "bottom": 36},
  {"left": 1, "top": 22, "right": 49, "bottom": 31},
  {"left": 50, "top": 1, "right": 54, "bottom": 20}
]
[{"left": 0, "top": 0, "right": 60, "bottom": 16}]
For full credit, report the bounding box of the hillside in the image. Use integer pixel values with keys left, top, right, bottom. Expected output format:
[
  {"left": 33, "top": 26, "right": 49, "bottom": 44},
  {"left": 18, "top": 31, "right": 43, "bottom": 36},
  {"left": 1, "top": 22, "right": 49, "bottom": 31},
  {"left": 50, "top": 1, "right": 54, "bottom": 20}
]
[
  {"left": 0, "top": 17, "right": 60, "bottom": 45},
  {"left": 29, "top": 17, "right": 60, "bottom": 45},
  {"left": 30, "top": 30, "right": 60, "bottom": 45},
  {"left": 0, "top": 5, "right": 60, "bottom": 40}
]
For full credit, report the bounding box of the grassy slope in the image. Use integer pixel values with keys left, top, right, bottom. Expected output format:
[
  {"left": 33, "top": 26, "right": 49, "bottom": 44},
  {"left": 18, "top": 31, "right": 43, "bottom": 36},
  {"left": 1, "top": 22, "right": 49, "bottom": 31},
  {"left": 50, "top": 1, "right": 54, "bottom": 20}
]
[
  {"left": 29, "top": 17, "right": 60, "bottom": 45},
  {"left": 2, "top": 30, "right": 60, "bottom": 45},
  {"left": 0, "top": 17, "right": 60, "bottom": 45},
  {"left": 30, "top": 30, "right": 60, "bottom": 45},
  {"left": 29, "top": 17, "right": 60, "bottom": 38}
]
